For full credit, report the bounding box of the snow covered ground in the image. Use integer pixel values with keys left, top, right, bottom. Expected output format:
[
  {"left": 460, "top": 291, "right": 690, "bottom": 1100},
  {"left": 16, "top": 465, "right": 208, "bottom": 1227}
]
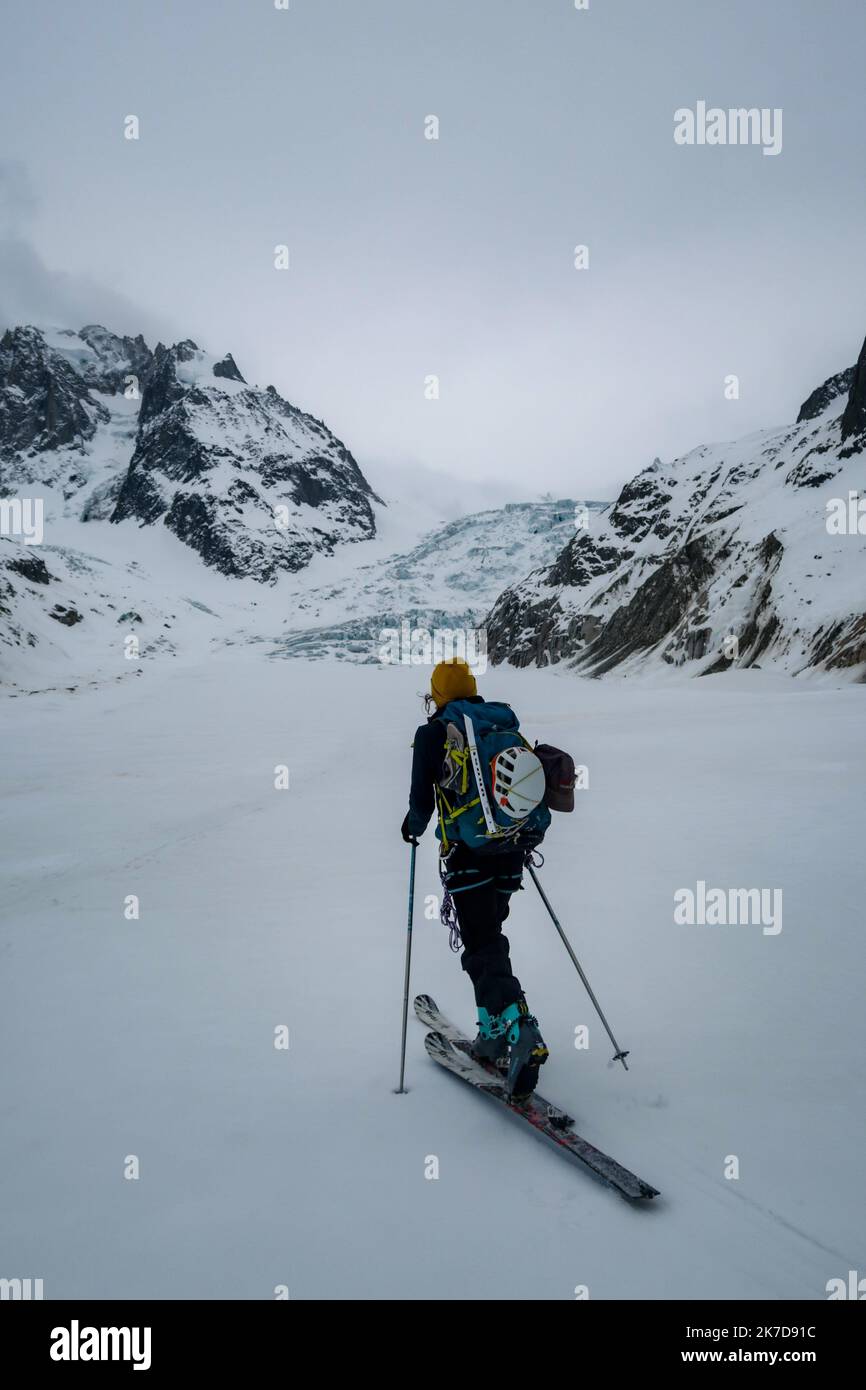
[{"left": 1, "top": 656, "right": 863, "bottom": 1299}]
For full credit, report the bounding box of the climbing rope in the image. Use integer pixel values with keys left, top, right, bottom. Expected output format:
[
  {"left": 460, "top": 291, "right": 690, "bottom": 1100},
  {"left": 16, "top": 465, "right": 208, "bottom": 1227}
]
[{"left": 438, "top": 854, "right": 462, "bottom": 952}]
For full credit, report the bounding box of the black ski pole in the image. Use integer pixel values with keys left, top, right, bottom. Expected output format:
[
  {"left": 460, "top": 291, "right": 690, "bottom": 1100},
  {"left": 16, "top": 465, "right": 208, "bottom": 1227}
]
[
  {"left": 395, "top": 839, "right": 418, "bottom": 1093},
  {"left": 526, "top": 861, "right": 630, "bottom": 1071}
]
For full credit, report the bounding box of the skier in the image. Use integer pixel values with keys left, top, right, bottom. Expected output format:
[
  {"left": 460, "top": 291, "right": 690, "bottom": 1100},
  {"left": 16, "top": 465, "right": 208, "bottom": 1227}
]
[{"left": 401, "top": 657, "right": 550, "bottom": 1101}]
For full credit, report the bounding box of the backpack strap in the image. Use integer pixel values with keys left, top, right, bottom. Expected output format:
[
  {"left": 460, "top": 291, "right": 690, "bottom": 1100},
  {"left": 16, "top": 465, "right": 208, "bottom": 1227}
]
[
  {"left": 436, "top": 784, "right": 483, "bottom": 849},
  {"left": 463, "top": 713, "right": 498, "bottom": 836},
  {"left": 443, "top": 736, "right": 471, "bottom": 795},
  {"left": 435, "top": 785, "right": 450, "bottom": 850}
]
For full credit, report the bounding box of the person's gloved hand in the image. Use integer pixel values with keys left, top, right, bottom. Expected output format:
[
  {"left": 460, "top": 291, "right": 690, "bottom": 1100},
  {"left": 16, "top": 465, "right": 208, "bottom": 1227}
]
[{"left": 401, "top": 814, "right": 418, "bottom": 846}]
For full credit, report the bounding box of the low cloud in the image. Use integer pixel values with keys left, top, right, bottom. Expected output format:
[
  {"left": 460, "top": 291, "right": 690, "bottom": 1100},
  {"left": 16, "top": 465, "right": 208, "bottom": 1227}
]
[{"left": 0, "top": 160, "right": 174, "bottom": 344}]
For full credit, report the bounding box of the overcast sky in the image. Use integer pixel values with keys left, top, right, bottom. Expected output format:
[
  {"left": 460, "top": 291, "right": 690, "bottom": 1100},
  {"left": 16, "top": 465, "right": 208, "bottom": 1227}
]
[{"left": 1, "top": 0, "right": 865, "bottom": 502}]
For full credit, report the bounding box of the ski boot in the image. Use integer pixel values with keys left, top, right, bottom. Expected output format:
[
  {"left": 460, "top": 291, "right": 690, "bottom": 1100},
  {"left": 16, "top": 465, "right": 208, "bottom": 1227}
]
[
  {"left": 500, "top": 999, "right": 549, "bottom": 1102},
  {"left": 470, "top": 1007, "right": 510, "bottom": 1073}
]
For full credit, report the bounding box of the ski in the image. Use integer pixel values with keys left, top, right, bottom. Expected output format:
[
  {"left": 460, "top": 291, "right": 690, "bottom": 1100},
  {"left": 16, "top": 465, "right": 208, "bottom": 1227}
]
[
  {"left": 414, "top": 995, "right": 659, "bottom": 1202},
  {"left": 414, "top": 993, "right": 574, "bottom": 1129}
]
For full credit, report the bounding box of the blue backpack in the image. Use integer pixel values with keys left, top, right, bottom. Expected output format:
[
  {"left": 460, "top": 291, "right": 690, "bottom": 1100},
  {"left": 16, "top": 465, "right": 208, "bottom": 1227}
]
[{"left": 433, "top": 699, "right": 551, "bottom": 853}]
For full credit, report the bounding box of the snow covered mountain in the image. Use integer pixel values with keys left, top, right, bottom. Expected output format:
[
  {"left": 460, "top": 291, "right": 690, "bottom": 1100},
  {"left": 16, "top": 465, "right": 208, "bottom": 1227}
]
[
  {"left": 5, "top": 318, "right": 866, "bottom": 691},
  {"left": 0, "top": 321, "right": 387, "bottom": 689},
  {"left": 0, "top": 324, "right": 606, "bottom": 688},
  {"left": 486, "top": 335, "right": 866, "bottom": 680},
  {"left": 0, "top": 324, "right": 378, "bottom": 581},
  {"left": 111, "top": 340, "right": 378, "bottom": 581}
]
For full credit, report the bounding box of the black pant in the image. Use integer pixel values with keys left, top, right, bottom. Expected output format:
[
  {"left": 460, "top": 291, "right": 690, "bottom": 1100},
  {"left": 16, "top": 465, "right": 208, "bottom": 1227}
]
[{"left": 442, "top": 845, "right": 525, "bottom": 1016}]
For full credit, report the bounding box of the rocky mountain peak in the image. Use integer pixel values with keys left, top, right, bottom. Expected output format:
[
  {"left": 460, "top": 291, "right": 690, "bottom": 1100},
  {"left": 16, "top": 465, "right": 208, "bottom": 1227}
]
[
  {"left": 136, "top": 341, "right": 188, "bottom": 427},
  {"left": 796, "top": 365, "right": 854, "bottom": 423},
  {"left": 75, "top": 325, "right": 154, "bottom": 393},
  {"left": 111, "top": 336, "right": 379, "bottom": 580},
  {"left": 0, "top": 324, "right": 106, "bottom": 461},
  {"left": 213, "top": 353, "right": 245, "bottom": 383},
  {"left": 840, "top": 334, "right": 866, "bottom": 445}
]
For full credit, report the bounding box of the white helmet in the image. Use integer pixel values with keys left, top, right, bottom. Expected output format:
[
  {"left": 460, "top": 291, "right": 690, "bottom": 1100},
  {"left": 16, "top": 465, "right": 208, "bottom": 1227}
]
[{"left": 491, "top": 746, "right": 546, "bottom": 820}]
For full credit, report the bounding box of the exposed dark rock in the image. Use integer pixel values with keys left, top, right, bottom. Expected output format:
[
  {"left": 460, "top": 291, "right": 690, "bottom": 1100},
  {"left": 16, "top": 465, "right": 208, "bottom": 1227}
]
[
  {"left": 81, "top": 474, "right": 125, "bottom": 521},
  {"left": 163, "top": 490, "right": 311, "bottom": 580},
  {"left": 573, "top": 537, "right": 716, "bottom": 676},
  {"left": 797, "top": 365, "right": 854, "bottom": 422},
  {"left": 606, "top": 470, "right": 674, "bottom": 544},
  {"left": 485, "top": 587, "right": 568, "bottom": 668},
  {"left": 49, "top": 604, "right": 83, "bottom": 626},
  {"left": 725, "top": 534, "right": 784, "bottom": 666},
  {"left": 786, "top": 447, "right": 840, "bottom": 489},
  {"left": 546, "top": 533, "right": 628, "bottom": 588},
  {"left": 135, "top": 342, "right": 190, "bottom": 429},
  {"left": 76, "top": 326, "right": 153, "bottom": 394},
  {"left": 6, "top": 552, "right": 52, "bottom": 584},
  {"left": 213, "top": 353, "right": 245, "bottom": 383},
  {"left": 840, "top": 335, "right": 866, "bottom": 443},
  {"left": 0, "top": 326, "right": 106, "bottom": 461},
  {"left": 681, "top": 625, "right": 712, "bottom": 662},
  {"left": 759, "top": 531, "right": 784, "bottom": 563}
]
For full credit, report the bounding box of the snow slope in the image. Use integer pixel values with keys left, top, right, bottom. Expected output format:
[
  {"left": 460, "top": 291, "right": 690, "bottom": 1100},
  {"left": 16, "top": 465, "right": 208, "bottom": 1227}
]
[{"left": 1, "top": 657, "right": 862, "bottom": 1299}]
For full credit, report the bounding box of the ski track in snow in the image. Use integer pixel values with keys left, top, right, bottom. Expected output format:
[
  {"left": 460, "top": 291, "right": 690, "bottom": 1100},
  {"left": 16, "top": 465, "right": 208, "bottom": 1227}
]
[{"left": 1, "top": 658, "right": 864, "bottom": 1299}]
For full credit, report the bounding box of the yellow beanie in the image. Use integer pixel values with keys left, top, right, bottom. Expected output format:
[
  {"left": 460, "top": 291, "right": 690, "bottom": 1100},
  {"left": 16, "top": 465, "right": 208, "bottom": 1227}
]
[{"left": 430, "top": 658, "right": 477, "bottom": 709}]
